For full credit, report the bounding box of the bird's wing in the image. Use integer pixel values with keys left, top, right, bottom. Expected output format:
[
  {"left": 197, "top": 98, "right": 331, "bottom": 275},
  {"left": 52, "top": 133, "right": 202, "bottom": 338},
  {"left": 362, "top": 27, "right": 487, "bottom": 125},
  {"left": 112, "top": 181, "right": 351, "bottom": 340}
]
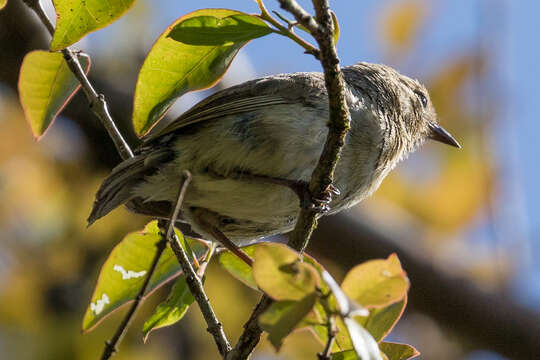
[{"left": 142, "top": 72, "right": 326, "bottom": 143}]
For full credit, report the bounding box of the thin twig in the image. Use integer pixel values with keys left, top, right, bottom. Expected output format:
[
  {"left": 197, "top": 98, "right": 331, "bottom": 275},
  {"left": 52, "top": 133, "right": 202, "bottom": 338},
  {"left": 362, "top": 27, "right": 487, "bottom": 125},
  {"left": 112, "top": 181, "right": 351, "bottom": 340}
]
[
  {"left": 229, "top": 1, "right": 351, "bottom": 358},
  {"left": 255, "top": 0, "right": 320, "bottom": 59},
  {"left": 100, "top": 238, "right": 167, "bottom": 360},
  {"left": 160, "top": 171, "right": 232, "bottom": 357},
  {"left": 279, "top": 0, "right": 352, "bottom": 254},
  {"left": 224, "top": 296, "right": 273, "bottom": 360},
  {"left": 317, "top": 299, "right": 337, "bottom": 360},
  {"left": 21, "top": 0, "right": 133, "bottom": 160}
]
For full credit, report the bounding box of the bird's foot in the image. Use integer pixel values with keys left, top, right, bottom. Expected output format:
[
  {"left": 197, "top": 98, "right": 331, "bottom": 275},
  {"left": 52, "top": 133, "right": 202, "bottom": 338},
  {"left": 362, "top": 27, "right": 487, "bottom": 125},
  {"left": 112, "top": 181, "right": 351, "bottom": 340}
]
[{"left": 288, "top": 181, "right": 340, "bottom": 214}]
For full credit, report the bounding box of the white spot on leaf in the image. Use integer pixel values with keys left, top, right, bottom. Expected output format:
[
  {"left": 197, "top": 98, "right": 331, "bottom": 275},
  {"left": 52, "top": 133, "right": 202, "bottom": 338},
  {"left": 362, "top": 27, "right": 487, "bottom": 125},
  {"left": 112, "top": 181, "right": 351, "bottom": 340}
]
[
  {"left": 90, "top": 293, "right": 110, "bottom": 315},
  {"left": 113, "top": 264, "right": 147, "bottom": 280}
]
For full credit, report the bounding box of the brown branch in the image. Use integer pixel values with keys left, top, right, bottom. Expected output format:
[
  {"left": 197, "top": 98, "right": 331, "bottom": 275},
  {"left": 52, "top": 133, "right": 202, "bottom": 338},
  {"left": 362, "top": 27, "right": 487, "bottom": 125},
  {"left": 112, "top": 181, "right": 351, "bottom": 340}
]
[
  {"left": 317, "top": 314, "right": 336, "bottom": 360},
  {"left": 160, "top": 171, "right": 232, "bottom": 357},
  {"left": 225, "top": 296, "right": 273, "bottom": 360},
  {"left": 255, "top": 0, "right": 320, "bottom": 58},
  {"left": 279, "top": 0, "right": 351, "bottom": 253},
  {"left": 21, "top": 0, "right": 134, "bottom": 161},
  {"left": 100, "top": 238, "right": 167, "bottom": 360},
  {"left": 228, "top": 1, "right": 351, "bottom": 358}
]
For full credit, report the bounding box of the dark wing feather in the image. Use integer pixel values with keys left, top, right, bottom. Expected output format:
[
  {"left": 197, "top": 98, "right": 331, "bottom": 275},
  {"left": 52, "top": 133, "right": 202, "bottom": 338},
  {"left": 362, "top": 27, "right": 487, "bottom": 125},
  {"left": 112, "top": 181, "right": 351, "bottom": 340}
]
[{"left": 143, "top": 71, "right": 326, "bottom": 142}]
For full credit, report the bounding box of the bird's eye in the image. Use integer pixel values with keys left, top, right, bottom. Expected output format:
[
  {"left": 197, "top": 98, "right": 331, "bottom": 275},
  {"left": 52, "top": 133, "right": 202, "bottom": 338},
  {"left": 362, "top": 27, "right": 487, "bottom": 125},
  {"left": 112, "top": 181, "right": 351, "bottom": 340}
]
[{"left": 415, "top": 91, "right": 428, "bottom": 109}]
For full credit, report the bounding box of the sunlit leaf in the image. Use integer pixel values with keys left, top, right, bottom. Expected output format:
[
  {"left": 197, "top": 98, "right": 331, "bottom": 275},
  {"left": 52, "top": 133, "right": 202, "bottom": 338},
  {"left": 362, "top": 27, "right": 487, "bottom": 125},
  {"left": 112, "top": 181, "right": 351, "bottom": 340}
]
[
  {"left": 132, "top": 9, "right": 272, "bottom": 136},
  {"left": 332, "top": 350, "right": 358, "bottom": 360},
  {"left": 331, "top": 10, "right": 340, "bottom": 45},
  {"left": 379, "top": 342, "right": 419, "bottom": 360},
  {"left": 0, "top": 0, "right": 7, "bottom": 10},
  {"left": 252, "top": 243, "right": 319, "bottom": 301},
  {"left": 50, "top": 0, "right": 136, "bottom": 50},
  {"left": 334, "top": 316, "right": 355, "bottom": 351},
  {"left": 321, "top": 270, "right": 369, "bottom": 317},
  {"left": 356, "top": 299, "right": 407, "bottom": 342},
  {"left": 341, "top": 254, "right": 409, "bottom": 308},
  {"left": 82, "top": 221, "right": 208, "bottom": 332},
  {"left": 259, "top": 292, "right": 318, "bottom": 351},
  {"left": 18, "top": 50, "right": 90, "bottom": 139},
  {"left": 142, "top": 275, "right": 194, "bottom": 342},
  {"left": 168, "top": 14, "right": 272, "bottom": 45},
  {"left": 344, "top": 317, "right": 384, "bottom": 360},
  {"left": 219, "top": 244, "right": 258, "bottom": 290}
]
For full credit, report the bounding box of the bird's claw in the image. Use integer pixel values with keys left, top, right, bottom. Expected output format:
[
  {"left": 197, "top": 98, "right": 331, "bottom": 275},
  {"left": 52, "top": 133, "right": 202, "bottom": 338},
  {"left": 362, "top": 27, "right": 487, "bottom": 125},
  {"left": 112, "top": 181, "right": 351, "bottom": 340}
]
[{"left": 295, "top": 181, "right": 339, "bottom": 214}]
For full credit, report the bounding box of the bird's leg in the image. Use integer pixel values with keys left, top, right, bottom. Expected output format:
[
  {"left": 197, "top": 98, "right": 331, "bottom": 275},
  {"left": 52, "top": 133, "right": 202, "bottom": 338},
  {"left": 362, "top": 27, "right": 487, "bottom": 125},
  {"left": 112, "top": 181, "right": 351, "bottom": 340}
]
[
  {"left": 208, "top": 168, "right": 340, "bottom": 213},
  {"left": 249, "top": 176, "right": 340, "bottom": 213},
  {"left": 193, "top": 208, "right": 254, "bottom": 267}
]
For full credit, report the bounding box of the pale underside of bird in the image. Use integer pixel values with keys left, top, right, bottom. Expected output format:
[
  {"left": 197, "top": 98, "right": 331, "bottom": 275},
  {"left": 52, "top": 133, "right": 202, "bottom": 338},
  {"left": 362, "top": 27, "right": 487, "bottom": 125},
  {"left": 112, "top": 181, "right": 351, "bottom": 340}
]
[{"left": 88, "top": 62, "right": 460, "bottom": 254}]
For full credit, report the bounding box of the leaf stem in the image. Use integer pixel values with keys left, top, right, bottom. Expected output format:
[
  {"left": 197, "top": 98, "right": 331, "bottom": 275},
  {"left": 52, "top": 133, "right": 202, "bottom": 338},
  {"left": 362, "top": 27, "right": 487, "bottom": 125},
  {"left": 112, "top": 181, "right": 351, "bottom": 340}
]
[
  {"left": 21, "top": 0, "right": 134, "bottom": 160},
  {"left": 256, "top": 0, "right": 320, "bottom": 58},
  {"left": 279, "top": 0, "right": 351, "bottom": 253},
  {"left": 159, "top": 171, "right": 232, "bottom": 357},
  {"left": 318, "top": 298, "right": 337, "bottom": 360}
]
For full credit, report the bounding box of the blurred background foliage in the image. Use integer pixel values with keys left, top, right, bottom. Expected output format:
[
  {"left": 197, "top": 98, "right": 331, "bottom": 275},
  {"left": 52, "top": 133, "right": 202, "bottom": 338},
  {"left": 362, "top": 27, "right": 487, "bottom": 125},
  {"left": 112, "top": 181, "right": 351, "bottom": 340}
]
[{"left": 0, "top": 0, "right": 538, "bottom": 359}]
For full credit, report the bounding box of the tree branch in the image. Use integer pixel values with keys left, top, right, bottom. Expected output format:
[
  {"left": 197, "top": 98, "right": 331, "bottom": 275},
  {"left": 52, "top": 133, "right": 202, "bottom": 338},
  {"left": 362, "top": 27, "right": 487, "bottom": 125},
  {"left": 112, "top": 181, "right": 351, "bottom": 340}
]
[
  {"left": 255, "top": 0, "right": 320, "bottom": 58},
  {"left": 21, "top": 0, "right": 134, "bottom": 161},
  {"left": 228, "top": 1, "right": 351, "bottom": 358},
  {"left": 225, "top": 296, "right": 273, "bottom": 360},
  {"left": 279, "top": 0, "right": 351, "bottom": 253},
  {"left": 100, "top": 238, "right": 168, "bottom": 360},
  {"left": 159, "top": 171, "right": 232, "bottom": 357},
  {"left": 317, "top": 314, "right": 336, "bottom": 360}
]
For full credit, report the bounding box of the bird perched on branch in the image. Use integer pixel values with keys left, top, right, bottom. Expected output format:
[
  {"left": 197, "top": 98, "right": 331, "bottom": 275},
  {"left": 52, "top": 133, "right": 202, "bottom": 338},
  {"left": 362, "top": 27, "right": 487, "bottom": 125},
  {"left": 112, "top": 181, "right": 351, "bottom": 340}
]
[{"left": 88, "top": 62, "right": 460, "bottom": 264}]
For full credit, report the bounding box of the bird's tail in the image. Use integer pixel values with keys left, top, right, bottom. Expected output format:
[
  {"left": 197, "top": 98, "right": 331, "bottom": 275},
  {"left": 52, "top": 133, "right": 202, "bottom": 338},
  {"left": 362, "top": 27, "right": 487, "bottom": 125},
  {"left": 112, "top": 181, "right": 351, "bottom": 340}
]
[{"left": 87, "top": 149, "right": 172, "bottom": 225}]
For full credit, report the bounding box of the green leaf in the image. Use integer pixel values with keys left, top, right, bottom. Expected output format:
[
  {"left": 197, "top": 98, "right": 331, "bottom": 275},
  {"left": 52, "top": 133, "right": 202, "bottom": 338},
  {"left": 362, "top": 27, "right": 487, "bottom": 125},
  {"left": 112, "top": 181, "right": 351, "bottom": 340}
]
[
  {"left": 219, "top": 245, "right": 324, "bottom": 294},
  {"left": 379, "top": 342, "right": 419, "bottom": 360},
  {"left": 321, "top": 270, "right": 368, "bottom": 317},
  {"left": 335, "top": 316, "right": 355, "bottom": 351},
  {"left": 0, "top": 0, "right": 7, "bottom": 11},
  {"left": 132, "top": 9, "right": 272, "bottom": 136},
  {"left": 142, "top": 275, "right": 194, "bottom": 342},
  {"left": 344, "top": 317, "right": 384, "bottom": 360},
  {"left": 168, "top": 14, "right": 272, "bottom": 45},
  {"left": 259, "top": 292, "right": 318, "bottom": 351},
  {"left": 341, "top": 254, "right": 409, "bottom": 309},
  {"left": 331, "top": 350, "right": 358, "bottom": 360},
  {"left": 18, "top": 50, "right": 90, "bottom": 139},
  {"left": 253, "top": 243, "right": 319, "bottom": 301},
  {"left": 219, "top": 244, "right": 258, "bottom": 290},
  {"left": 82, "top": 221, "right": 208, "bottom": 332},
  {"left": 356, "top": 299, "right": 407, "bottom": 342},
  {"left": 50, "top": 0, "right": 136, "bottom": 51},
  {"left": 330, "top": 11, "right": 340, "bottom": 45}
]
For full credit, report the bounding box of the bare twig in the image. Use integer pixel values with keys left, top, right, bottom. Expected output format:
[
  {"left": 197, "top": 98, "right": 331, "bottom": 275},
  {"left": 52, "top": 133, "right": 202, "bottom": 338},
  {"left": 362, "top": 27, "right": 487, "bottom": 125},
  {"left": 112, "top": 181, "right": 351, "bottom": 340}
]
[
  {"left": 224, "top": 296, "right": 273, "bottom": 360},
  {"left": 255, "top": 0, "right": 320, "bottom": 58},
  {"left": 160, "top": 171, "right": 232, "bottom": 357},
  {"left": 229, "top": 1, "right": 351, "bottom": 358},
  {"left": 279, "top": 0, "right": 352, "bottom": 254},
  {"left": 100, "top": 238, "right": 167, "bottom": 360},
  {"left": 21, "top": 0, "right": 133, "bottom": 160},
  {"left": 317, "top": 297, "right": 337, "bottom": 360}
]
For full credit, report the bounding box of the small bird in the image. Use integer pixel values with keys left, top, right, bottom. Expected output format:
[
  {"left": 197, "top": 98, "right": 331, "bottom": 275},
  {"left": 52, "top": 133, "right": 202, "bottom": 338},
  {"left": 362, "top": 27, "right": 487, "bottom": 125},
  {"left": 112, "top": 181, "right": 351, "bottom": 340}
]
[{"left": 89, "top": 62, "right": 460, "bottom": 263}]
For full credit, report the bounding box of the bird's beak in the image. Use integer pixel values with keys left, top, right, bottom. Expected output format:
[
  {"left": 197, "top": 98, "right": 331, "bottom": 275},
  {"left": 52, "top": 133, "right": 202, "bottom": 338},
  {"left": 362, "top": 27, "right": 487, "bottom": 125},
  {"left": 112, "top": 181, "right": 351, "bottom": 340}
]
[{"left": 428, "top": 122, "right": 461, "bottom": 148}]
